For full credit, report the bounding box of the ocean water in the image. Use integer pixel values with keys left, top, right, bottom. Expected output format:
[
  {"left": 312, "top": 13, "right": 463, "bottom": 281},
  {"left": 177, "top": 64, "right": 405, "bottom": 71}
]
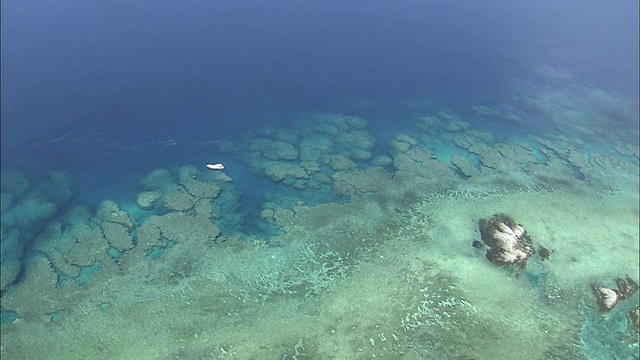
[{"left": 1, "top": 0, "right": 639, "bottom": 359}]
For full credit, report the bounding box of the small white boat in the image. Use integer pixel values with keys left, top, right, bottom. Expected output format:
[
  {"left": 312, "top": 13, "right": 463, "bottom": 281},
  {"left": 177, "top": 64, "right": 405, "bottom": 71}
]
[{"left": 206, "top": 163, "right": 225, "bottom": 170}]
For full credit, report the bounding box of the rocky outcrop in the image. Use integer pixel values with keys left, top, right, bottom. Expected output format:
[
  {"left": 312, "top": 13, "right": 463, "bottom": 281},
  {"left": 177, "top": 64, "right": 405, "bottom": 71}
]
[
  {"left": 478, "top": 214, "right": 534, "bottom": 268},
  {"left": 592, "top": 276, "right": 638, "bottom": 312}
]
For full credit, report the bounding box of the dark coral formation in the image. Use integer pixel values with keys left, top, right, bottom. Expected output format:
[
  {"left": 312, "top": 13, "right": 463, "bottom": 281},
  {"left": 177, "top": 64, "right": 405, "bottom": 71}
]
[
  {"left": 537, "top": 246, "right": 552, "bottom": 261},
  {"left": 615, "top": 276, "right": 639, "bottom": 299},
  {"left": 478, "top": 213, "right": 534, "bottom": 268},
  {"left": 629, "top": 307, "right": 640, "bottom": 328},
  {"left": 471, "top": 240, "right": 484, "bottom": 248}
]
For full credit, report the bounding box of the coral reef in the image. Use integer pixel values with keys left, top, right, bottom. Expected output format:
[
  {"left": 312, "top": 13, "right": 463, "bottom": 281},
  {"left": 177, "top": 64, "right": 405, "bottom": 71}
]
[
  {"left": 1, "top": 256, "right": 63, "bottom": 321},
  {"left": 218, "top": 113, "right": 378, "bottom": 193},
  {"left": 0, "top": 164, "right": 234, "bottom": 326},
  {"left": 136, "top": 191, "right": 161, "bottom": 210},
  {"left": 0, "top": 170, "right": 75, "bottom": 292},
  {"left": 0, "top": 100, "right": 638, "bottom": 359},
  {"left": 450, "top": 154, "right": 482, "bottom": 178}
]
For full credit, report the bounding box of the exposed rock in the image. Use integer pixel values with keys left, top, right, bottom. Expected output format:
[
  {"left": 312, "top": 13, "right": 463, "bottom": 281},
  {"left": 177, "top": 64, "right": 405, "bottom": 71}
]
[
  {"left": 478, "top": 214, "right": 534, "bottom": 267},
  {"left": 592, "top": 276, "right": 638, "bottom": 312},
  {"left": 593, "top": 284, "right": 622, "bottom": 311}
]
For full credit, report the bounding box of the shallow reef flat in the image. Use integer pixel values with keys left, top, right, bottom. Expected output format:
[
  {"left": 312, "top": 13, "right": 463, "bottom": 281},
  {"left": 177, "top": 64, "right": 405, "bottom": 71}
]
[{"left": 1, "top": 105, "right": 638, "bottom": 359}]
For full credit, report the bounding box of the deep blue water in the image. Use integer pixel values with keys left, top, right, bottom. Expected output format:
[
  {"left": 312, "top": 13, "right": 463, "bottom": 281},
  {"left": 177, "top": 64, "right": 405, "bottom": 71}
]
[{"left": 4, "top": 0, "right": 636, "bottom": 159}]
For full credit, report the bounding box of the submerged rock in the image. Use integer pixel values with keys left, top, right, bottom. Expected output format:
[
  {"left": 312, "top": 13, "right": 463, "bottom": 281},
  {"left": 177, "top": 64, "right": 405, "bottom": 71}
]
[
  {"left": 137, "top": 191, "right": 162, "bottom": 210},
  {"left": 615, "top": 276, "right": 639, "bottom": 299},
  {"left": 629, "top": 307, "right": 640, "bottom": 328}
]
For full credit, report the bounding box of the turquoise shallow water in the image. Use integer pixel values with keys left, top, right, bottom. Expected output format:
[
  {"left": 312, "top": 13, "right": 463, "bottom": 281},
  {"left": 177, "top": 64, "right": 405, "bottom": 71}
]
[{"left": 1, "top": 1, "right": 639, "bottom": 358}]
